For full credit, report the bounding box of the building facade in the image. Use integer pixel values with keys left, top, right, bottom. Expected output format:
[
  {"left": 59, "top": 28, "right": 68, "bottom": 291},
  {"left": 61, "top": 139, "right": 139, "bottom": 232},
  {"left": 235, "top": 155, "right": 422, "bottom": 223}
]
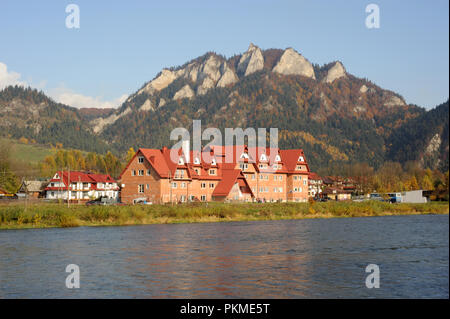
[
  {"left": 119, "top": 144, "right": 310, "bottom": 204},
  {"left": 45, "top": 171, "right": 119, "bottom": 201},
  {"left": 308, "top": 172, "right": 323, "bottom": 198}
]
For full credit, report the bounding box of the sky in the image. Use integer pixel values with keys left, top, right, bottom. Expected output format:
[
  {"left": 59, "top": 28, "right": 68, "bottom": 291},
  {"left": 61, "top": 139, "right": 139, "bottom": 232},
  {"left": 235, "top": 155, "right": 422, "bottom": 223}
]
[{"left": 0, "top": 0, "right": 448, "bottom": 109}]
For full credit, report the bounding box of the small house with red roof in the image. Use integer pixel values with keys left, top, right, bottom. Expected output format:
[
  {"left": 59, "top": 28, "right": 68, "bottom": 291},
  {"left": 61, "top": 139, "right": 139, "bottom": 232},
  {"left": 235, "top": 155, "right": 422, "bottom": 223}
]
[{"left": 45, "top": 171, "right": 119, "bottom": 201}]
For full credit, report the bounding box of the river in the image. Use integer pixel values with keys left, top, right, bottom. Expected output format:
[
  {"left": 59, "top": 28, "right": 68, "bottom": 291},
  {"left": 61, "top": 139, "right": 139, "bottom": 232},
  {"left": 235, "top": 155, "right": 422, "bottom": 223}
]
[{"left": 0, "top": 214, "right": 448, "bottom": 298}]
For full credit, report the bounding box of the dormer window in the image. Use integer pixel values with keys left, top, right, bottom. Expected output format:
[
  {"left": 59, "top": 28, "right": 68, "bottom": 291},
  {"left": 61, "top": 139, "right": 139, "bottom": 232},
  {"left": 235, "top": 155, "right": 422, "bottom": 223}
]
[
  {"left": 178, "top": 157, "right": 184, "bottom": 165},
  {"left": 209, "top": 169, "right": 216, "bottom": 175},
  {"left": 240, "top": 163, "right": 248, "bottom": 170},
  {"left": 240, "top": 153, "right": 249, "bottom": 159},
  {"left": 298, "top": 156, "right": 305, "bottom": 162},
  {"left": 296, "top": 165, "right": 302, "bottom": 170},
  {"left": 138, "top": 156, "right": 144, "bottom": 163},
  {"left": 211, "top": 158, "right": 217, "bottom": 166},
  {"left": 275, "top": 155, "right": 281, "bottom": 162},
  {"left": 260, "top": 154, "right": 267, "bottom": 162},
  {"left": 194, "top": 157, "right": 200, "bottom": 165}
]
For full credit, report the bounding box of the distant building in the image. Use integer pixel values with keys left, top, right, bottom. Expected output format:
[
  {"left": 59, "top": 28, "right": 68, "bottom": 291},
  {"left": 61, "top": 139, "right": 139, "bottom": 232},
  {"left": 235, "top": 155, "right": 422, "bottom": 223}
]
[
  {"left": 17, "top": 180, "right": 49, "bottom": 198},
  {"left": 308, "top": 172, "right": 323, "bottom": 198},
  {"left": 322, "top": 187, "right": 352, "bottom": 201},
  {"left": 45, "top": 171, "right": 119, "bottom": 201}
]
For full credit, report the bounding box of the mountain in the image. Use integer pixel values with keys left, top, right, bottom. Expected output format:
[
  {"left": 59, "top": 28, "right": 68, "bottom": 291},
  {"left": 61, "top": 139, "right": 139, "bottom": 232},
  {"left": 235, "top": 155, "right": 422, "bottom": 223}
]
[
  {"left": 388, "top": 100, "right": 449, "bottom": 171},
  {"left": 94, "top": 43, "right": 447, "bottom": 170},
  {"left": 1, "top": 44, "right": 448, "bottom": 171},
  {"left": 0, "top": 86, "right": 110, "bottom": 153}
]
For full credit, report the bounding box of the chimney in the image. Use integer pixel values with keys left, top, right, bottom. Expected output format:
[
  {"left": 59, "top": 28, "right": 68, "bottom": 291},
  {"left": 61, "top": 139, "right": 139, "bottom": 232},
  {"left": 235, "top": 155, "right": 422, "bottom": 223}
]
[{"left": 182, "top": 139, "right": 190, "bottom": 163}]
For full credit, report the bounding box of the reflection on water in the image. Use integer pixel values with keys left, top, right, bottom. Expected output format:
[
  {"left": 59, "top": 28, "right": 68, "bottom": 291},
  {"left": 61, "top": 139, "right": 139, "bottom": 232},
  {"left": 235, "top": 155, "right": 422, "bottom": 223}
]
[{"left": 0, "top": 214, "right": 448, "bottom": 298}]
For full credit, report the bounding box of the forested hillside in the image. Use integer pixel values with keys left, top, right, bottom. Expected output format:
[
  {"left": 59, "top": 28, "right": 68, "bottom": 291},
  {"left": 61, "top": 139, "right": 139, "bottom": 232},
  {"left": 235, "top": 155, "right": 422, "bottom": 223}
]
[{"left": 1, "top": 44, "right": 448, "bottom": 172}]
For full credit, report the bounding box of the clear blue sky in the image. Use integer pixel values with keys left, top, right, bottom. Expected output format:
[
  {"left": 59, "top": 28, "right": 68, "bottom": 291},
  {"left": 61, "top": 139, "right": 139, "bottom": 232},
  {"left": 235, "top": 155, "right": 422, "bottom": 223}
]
[{"left": 0, "top": 0, "right": 448, "bottom": 109}]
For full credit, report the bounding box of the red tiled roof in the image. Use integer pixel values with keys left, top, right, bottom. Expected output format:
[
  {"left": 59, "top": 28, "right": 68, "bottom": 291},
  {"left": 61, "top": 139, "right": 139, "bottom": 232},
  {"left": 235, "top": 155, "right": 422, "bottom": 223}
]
[
  {"left": 308, "top": 172, "right": 322, "bottom": 181},
  {"left": 212, "top": 169, "right": 254, "bottom": 197}
]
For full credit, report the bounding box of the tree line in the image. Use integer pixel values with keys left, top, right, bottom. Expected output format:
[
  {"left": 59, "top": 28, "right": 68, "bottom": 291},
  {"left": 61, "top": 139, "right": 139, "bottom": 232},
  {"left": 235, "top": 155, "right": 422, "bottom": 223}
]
[{"left": 318, "top": 161, "right": 449, "bottom": 200}]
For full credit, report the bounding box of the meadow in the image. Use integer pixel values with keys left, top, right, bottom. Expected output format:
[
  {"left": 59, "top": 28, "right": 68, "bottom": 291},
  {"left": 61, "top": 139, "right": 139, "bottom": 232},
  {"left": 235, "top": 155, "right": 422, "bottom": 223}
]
[{"left": 0, "top": 201, "right": 448, "bottom": 229}]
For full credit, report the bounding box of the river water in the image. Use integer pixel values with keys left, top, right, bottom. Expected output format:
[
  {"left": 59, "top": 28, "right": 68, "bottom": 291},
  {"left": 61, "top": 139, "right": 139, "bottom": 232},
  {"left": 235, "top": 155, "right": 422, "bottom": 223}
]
[{"left": 0, "top": 214, "right": 448, "bottom": 298}]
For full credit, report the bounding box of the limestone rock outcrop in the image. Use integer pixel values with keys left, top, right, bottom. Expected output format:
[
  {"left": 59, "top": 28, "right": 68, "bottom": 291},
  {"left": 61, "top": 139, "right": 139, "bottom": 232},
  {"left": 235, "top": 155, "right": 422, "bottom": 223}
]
[
  {"left": 138, "top": 69, "right": 178, "bottom": 95},
  {"left": 173, "top": 84, "right": 195, "bottom": 100},
  {"left": 91, "top": 107, "right": 132, "bottom": 133},
  {"left": 384, "top": 95, "right": 406, "bottom": 107},
  {"left": 139, "top": 99, "right": 154, "bottom": 112},
  {"left": 237, "top": 43, "right": 264, "bottom": 76},
  {"left": 272, "top": 48, "right": 316, "bottom": 79},
  {"left": 323, "top": 62, "right": 346, "bottom": 83},
  {"left": 217, "top": 62, "right": 238, "bottom": 87}
]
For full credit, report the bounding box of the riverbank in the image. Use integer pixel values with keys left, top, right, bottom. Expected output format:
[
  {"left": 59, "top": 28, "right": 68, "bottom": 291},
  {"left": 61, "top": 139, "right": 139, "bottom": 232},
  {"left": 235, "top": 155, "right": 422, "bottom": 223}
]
[{"left": 0, "top": 201, "right": 448, "bottom": 229}]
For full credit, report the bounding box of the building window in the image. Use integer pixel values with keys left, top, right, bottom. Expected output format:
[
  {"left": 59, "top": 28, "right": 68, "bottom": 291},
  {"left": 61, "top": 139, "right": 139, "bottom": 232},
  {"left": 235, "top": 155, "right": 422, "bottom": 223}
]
[
  {"left": 209, "top": 169, "right": 216, "bottom": 175},
  {"left": 303, "top": 180, "right": 307, "bottom": 185},
  {"left": 299, "top": 187, "right": 302, "bottom": 192},
  {"left": 194, "top": 168, "right": 200, "bottom": 175},
  {"left": 201, "top": 195, "right": 207, "bottom": 201},
  {"left": 209, "top": 183, "right": 215, "bottom": 189},
  {"left": 138, "top": 185, "right": 144, "bottom": 193},
  {"left": 181, "top": 182, "right": 186, "bottom": 188},
  {"left": 172, "top": 182, "right": 177, "bottom": 189},
  {"left": 274, "top": 187, "right": 278, "bottom": 193},
  {"left": 138, "top": 156, "right": 144, "bottom": 163},
  {"left": 264, "top": 187, "right": 268, "bottom": 192},
  {"left": 201, "top": 183, "right": 206, "bottom": 189},
  {"left": 259, "top": 187, "right": 264, "bottom": 193},
  {"left": 138, "top": 170, "right": 144, "bottom": 176},
  {"left": 260, "top": 174, "right": 264, "bottom": 180},
  {"left": 298, "top": 156, "right": 304, "bottom": 162},
  {"left": 296, "top": 165, "right": 302, "bottom": 170},
  {"left": 146, "top": 184, "right": 149, "bottom": 189},
  {"left": 132, "top": 170, "right": 136, "bottom": 176},
  {"left": 240, "top": 163, "right": 248, "bottom": 170},
  {"left": 279, "top": 187, "right": 283, "bottom": 193},
  {"left": 252, "top": 174, "right": 256, "bottom": 180},
  {"left": 175, "top": 169, "right": 185, "bottom": 178},
  {"left": 147, "top": 169, "right": 151, "bottom": 175}
]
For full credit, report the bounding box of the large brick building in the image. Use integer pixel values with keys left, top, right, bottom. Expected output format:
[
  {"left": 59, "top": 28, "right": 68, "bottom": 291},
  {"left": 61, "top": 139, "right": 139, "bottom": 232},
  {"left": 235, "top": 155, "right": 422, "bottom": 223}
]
[{"left": 119, "top": 145, "right": 310, "bottom": 204}]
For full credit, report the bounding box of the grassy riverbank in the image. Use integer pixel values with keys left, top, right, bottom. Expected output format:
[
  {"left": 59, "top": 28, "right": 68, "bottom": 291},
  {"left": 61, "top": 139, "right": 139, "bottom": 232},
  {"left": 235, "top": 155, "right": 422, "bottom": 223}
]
[{"left": 0, "top": 201, "right": 448, "bottom": 229}]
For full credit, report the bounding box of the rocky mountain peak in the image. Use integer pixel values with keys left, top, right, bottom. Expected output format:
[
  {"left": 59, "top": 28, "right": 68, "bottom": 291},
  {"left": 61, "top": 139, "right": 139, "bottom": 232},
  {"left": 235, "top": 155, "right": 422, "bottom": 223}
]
[
  {"left": 322, "top": 61, "right": 346, "bottom": 83},
  {"left": 237, "top": 43, "right": 265, "bottom": 76},
  {"left": 272, "top": 48, "right": 316, "bottom": 79}
]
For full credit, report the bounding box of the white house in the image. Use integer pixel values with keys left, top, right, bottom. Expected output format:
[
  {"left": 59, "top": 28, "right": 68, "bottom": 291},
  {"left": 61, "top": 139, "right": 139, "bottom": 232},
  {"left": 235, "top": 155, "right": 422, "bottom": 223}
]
[{"left": 45, "top": 171, "right": 119, "bottom": 201}]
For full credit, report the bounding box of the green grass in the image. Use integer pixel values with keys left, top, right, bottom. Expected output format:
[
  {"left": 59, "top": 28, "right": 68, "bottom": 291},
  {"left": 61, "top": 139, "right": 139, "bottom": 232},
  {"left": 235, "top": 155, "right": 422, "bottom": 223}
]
[
  {"left": 12, "top": 142, "right": 55, "bottom": 165},
  {"left": 0, "top": 201, "right": 448, "bottom": 229},
  {"left": 1, "top": 137, "right": 55, "bottom": 165}
]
